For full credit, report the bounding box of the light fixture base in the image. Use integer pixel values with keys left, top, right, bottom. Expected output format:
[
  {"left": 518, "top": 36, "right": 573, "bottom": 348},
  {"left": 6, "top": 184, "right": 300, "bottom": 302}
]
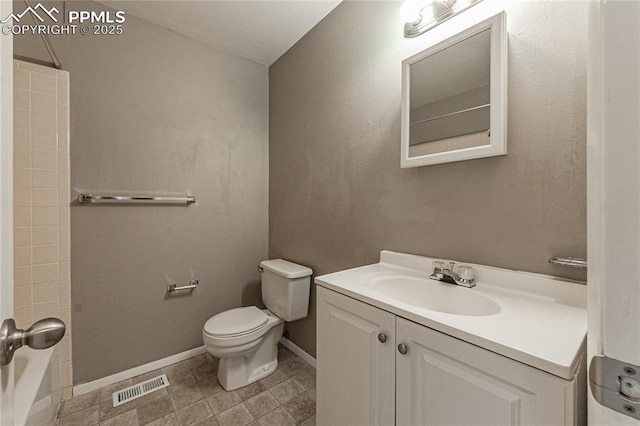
[{"left": 403, "top": 0, "right": 484, "bottom": 38}]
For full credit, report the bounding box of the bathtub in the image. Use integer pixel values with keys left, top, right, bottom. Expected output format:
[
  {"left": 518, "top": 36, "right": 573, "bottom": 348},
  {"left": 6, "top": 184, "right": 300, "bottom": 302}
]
[{"left": 14, "top": 347, "right": 60, "bottom": 426}]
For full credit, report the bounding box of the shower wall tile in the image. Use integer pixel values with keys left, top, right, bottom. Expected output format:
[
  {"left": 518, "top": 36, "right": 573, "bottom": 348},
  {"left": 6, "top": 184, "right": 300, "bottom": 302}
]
[
  {"left": 14, "top": 69, "right": 30, "bottom": 90},
  {"left": 31, "top": 92, "right": 56, "bottom": 113},
  {"left": 14, "top": 148, "right": 31, "bottom": 168},
  {"left": 33, "top": 263, "right": 59, "bottom": 283},
  {"left": 14, "top": 108, "right": 30, "bottom": 129},
  {"left": 31, "top": 111, "right": 57, "bottom": 131},
  {"left": 33, "top": 150, "right": 58, "bottom": 170},
  {"left": 14, "top": 266, "right": 32, "bottom": 286},
  {"left": 31, "top": 73, "right": 57, "bottom": 94},
  {"left": 32, "top": 207, "right": 58, "bottom": 226},
  {"left": 14, "top": 227, "right": 31, "bottom": 247},
  {"left": 13, "top": 188, "right": 31, "bottom": 206},
  {"left": 32, "top": 128, "right": 57, "bottom": 151},
  {"left": 34, "top": 282, "right": 59, "bottom": 303},
  {"left": 14, "top": 128, "right": 30, "bottom": 150},
  {"left": 14, "top": 89, "right": 30, "bottom": 110},
  {"left": 14, "top": 168, "right": 31, "bottom": 188},
  {"left": 13, "top": 60, "right": 73, "bottom": 402},
  {"left": 33, "top": 245, "right": 58, "bottom": 265}
]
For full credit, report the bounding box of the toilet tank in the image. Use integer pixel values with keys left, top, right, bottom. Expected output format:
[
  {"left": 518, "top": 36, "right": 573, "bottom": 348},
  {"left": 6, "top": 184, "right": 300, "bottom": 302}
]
[{"left": 259, "top": 259, "right": 312, "bottom": 322}]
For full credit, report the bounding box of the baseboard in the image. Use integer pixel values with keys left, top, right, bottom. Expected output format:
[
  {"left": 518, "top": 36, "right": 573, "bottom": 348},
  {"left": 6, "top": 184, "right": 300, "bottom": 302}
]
[
  {"left": 72, "top": 346, "right": 207, "bottom": 396},
  {"left": 279, "top": 337, "right": 316, "bottom": 369}
]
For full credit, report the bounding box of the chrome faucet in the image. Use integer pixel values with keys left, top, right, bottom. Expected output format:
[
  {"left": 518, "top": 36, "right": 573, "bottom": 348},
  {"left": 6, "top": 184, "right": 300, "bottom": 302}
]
[{"left": 430, "top": 261, "right": 475, "bottom": 288}]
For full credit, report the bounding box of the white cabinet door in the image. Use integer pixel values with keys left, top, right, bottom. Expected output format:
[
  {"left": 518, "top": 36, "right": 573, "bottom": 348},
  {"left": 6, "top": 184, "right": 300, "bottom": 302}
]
[
  {"left": 396, "top": 318, "right": 580, "bottom": 426},
  {"left": 316, "top": 286, "right": 396, "bottom": 426}
]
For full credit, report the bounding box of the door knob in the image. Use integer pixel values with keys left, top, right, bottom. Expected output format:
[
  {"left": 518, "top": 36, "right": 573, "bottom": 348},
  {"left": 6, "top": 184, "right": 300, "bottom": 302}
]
[
  {"left": 0, "top": 318, "right": 66, "bottom": 366},
  {"left": 398, "top": 343, "right": 408, "bottom": 355},
  {"left": 377, "top": 333, "right": 387, "bottom": 343}
]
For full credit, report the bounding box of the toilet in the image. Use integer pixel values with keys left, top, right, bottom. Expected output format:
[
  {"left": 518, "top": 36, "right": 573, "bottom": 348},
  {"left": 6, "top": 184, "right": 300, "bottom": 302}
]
[{"left": 202, "top": 259, "right": 312, "bottom": 391}]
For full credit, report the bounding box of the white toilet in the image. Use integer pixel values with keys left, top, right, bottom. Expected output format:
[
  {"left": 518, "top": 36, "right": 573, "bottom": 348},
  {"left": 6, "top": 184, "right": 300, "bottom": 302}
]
[{"left": 202, "top": 259, "right": 312, "bottom": 391}]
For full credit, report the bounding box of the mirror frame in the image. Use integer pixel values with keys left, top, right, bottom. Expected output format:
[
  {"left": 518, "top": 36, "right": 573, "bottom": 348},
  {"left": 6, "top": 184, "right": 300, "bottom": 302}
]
[{"left": 401, "top": 11, "right": 507, "bottom": 168}]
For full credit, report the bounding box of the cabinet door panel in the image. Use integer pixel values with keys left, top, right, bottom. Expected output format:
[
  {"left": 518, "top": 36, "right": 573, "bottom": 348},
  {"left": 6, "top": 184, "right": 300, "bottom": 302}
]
[
  {"left": 317, "top": 287, "right": 395, "bottom": 426},
  {"left": 396, "top": 318, "right": 576, "bottom": 426}
]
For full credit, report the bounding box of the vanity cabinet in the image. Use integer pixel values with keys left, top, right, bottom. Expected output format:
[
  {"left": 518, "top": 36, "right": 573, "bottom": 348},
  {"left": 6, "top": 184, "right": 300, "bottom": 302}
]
[{"left": 317, "top": 286, "right": 585, "bottom": 426}]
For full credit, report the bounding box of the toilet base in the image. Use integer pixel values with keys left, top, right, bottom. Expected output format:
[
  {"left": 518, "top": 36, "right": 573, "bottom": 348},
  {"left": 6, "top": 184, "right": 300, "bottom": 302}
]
[{"left": 215, "top": 322, "right": 285, "bottom": 391}]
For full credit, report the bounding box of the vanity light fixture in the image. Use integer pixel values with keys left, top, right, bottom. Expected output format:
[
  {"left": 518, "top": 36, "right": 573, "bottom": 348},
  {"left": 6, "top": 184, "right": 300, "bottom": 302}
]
[{"left": 401, "top": 0, "right": 484, "bottom": 38}]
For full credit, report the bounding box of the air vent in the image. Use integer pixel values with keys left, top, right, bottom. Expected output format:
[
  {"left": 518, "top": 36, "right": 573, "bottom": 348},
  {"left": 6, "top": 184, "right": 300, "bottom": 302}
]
[{"left": 112, "top": 374, "right": 170, "bottom": 407}]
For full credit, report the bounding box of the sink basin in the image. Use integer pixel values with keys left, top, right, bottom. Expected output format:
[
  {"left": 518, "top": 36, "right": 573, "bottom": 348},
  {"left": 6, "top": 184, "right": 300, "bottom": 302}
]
[{"left": 367, "top": 275, "right": 501, "bottom": 316}]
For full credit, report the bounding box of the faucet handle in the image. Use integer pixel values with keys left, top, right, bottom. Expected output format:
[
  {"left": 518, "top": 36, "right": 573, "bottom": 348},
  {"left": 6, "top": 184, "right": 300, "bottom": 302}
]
[
  {"left": 448, "top": 261, "right": 456, "bottom": 272},
  {"left": 458, "top": 265, "right": 474, "bottom": 281},
  {"left": 432, "top": 261, "right": 445, "bottom": 273}
]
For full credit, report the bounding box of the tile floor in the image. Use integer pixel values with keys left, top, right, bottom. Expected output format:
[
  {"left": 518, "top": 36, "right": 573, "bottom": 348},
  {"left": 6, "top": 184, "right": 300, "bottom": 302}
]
[{"left": 56, "top": 345, "right": 316, "bottom": 426}]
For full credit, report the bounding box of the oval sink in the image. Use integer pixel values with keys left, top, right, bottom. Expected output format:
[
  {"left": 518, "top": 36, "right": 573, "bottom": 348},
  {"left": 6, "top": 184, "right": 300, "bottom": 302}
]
[{"left": 367, "top": 276, "right": 501, "bottom": 316}]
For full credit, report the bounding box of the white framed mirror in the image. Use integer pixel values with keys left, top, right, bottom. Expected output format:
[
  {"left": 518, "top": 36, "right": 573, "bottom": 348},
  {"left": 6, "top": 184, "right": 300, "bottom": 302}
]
[{"left": 401, "top": 11, "right": 507, "bottom": 168}]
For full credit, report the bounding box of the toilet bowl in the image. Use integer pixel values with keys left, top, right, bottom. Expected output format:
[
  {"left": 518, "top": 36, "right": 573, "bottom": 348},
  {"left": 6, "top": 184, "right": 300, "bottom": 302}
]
[{"left": 202, "top": 259, "right": 312, "bottom": 391}]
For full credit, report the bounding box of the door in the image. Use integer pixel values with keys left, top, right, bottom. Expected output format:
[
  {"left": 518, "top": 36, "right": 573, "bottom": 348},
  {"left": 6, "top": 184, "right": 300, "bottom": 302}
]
[
  {"left": 587, "top": 1, "right": 640, "bottom": 424},
  {"left": 316, "top": 286, "right": 395, "bottom": 426},
  {"left": 395, "top": 318, "right": 577, "bottom": 426},
  {"left": 0, "top": 0, "right": 14, "bottom": 423}
]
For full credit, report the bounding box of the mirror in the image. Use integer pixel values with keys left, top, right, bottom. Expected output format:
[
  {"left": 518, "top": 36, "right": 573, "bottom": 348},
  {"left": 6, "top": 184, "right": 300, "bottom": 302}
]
[{"left": 401, "top": 12, "right": 507, "bottom": 168}]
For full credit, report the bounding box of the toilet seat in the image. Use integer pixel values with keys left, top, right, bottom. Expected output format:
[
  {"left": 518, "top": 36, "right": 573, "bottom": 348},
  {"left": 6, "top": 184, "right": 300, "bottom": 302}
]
[
  {"left": 204, "top": 306, "right": 269, "bottom": 338},
  {"left": 203, "top": 307, "right": 283, "bottom": 349}
]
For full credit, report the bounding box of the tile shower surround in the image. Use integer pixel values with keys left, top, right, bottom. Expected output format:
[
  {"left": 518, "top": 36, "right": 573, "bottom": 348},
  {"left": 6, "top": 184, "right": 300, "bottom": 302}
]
[
  {"left": 56, "top": 345, "right": 316, "bottom": 426},
  {"left": 13, "top": 59, "right": 73, "bottom": 399}
]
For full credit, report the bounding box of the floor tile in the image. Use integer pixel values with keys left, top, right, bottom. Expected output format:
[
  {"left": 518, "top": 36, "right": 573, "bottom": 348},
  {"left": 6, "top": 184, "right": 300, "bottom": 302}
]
[
  {"left": 258, "top": 369, "right": 288, "bottom": 389},
  {"left": 206, "top": 390, "right": 241, "bottom": 414},
  {"left": 60, "top": 345, "right": 314, "bottom": 426},
  {"left": 300, "top": 415, "right": 315, "bottom": 426},
  {"left": 175, "top": 400, "right": 213, "bottom": 426},
  {"left": 268, "top": 379, "right": 302, "bottom": 404},
  {"left": 99, "top": 400, "right": 135, "bottom": 422},
  {"left": 59, "top": 389, "right": 100, "bottom": 417},
  {"left": 170, "top": 384, "right": 204, "bottom": 411},
  {"left": 194, "top": 417, "right": 219, "bottom": 426},
  {"left": 59, "top": 405, "right": 100, "bottom": 426},
  {"left": 137, "top": 395, "right": 174, "bottom": 425},
  {"left": 283, "top": 393, "right": 315, "bottom": 424},
  {"left": 255, "top": 407, "right": 296, "bottom": 426},
  {"left": 166, "top": 369, "right": 198, "bottom": 393},
  {"left": 217, "top": 403, "right": 254, "bottom": 426},
  {"left": 305, "top": 387, "right": 316, "bottom": 402},
  {"left": 235, "top": 381, "right": 266, "bottom": 401},
  {"left": 244, "top": 391, "right": 279, "bottom": 419},
  {"left": 99, "top": 409, "right": 139, "bottom": 426},
  {"left": 198, "top": 378, "right": 223, "bottom": 397},
  {"left": 291, "top": 371, "right": 315, "bottom": 392},
  {"left": 145, "top": 414, "right": 178, "bottom": 426},
  {"left": 278, "top": 359, "right": 307, "bottom": 378}
]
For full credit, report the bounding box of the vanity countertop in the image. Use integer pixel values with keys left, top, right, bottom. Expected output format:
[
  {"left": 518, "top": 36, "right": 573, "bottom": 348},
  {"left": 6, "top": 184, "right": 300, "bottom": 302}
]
[{"left": 315, "top": 250, "right": 587, "bottom": 380}]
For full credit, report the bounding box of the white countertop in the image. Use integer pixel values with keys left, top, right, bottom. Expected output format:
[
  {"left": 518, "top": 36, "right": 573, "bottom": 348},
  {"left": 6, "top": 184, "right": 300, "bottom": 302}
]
[{"left": 315, "top": 250, "right": 587, "bottom": 380}]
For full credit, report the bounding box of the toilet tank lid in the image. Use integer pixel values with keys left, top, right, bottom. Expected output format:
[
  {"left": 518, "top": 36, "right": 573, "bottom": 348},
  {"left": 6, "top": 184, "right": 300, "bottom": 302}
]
[{"left": 260, "top": 259, "right": 312, "bottom": 279}]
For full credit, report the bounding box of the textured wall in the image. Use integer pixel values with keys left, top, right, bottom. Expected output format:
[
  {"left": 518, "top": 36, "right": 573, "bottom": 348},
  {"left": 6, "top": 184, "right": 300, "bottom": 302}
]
[
  {"left": 269, "top": 1, "right": 587, "bottom": 357},
  {"left": 15, "top": 1, "right": 269, "bottom": 384}
]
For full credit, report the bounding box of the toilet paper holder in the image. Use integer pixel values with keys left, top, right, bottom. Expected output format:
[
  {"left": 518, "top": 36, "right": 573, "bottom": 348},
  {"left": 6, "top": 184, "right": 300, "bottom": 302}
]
[{"left": 167, "top": 279, "right": 199, "bottom": 293}]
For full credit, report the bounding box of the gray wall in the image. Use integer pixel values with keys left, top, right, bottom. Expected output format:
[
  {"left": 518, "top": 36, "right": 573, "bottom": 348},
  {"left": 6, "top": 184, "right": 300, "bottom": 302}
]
[
  {"left": 269, "top": 1, "right": 587, "bottom": 357},
  {"left": 15, "top": 1, "right": 269, "bottom": 384}
]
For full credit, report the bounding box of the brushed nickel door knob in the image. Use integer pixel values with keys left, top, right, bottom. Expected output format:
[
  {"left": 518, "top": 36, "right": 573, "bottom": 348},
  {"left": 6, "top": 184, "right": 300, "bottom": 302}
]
[
  {"left": 0, "top": 318, "right": 66, "bottom": 366},
  {"left": 377, "top": 333, "right": 387, "bottom": 343},
  {"left": 398, "top": 343, "right": 408, "bottom": 355}
]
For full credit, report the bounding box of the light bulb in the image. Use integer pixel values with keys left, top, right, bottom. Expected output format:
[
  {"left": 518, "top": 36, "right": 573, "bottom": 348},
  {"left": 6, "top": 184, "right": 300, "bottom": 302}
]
[{"left": 400, "top": 0, "right": 428, "bottom": 24}]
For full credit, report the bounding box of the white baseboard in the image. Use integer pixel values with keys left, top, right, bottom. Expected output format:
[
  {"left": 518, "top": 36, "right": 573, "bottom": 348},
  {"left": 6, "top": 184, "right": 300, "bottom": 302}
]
[
  {"left": 73, "top": 346, "right": 207, "bottom": 396},
  {"left": 280, "top": 337, "right": 316, "bottom": 369}
]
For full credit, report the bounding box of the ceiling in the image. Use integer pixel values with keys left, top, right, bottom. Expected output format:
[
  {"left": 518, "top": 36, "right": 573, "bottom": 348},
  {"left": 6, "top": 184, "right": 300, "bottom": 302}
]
[{"left": 98, "top": 1, "right": 342, "bottom": 66}]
